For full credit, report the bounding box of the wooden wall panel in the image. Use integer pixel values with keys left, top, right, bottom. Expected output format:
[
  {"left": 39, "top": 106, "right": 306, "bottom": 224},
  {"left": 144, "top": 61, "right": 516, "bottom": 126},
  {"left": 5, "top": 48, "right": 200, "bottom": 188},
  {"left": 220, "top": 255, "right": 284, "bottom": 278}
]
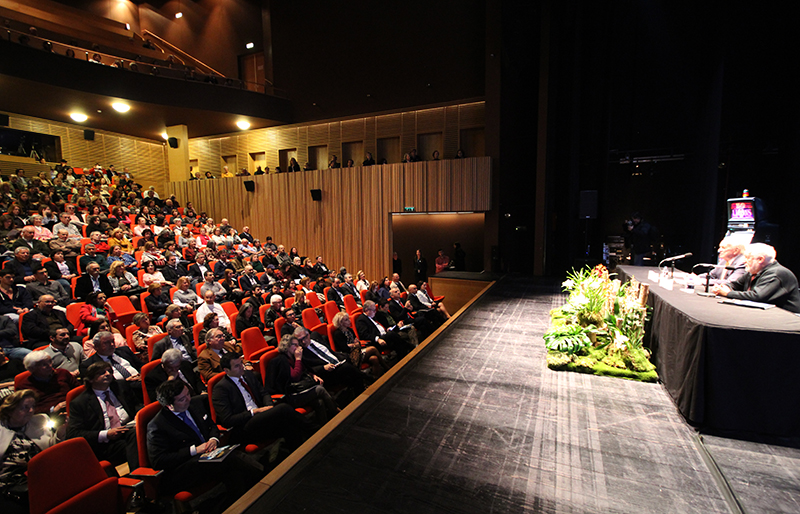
[{"left": 164, "top": 157, "right": 490, "bottom": 283}]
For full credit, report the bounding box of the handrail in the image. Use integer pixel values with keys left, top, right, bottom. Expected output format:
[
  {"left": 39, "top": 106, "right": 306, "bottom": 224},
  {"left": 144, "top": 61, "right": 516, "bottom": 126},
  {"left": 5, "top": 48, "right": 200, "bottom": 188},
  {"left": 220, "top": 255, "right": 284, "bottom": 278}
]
[{"left": 142, "top": 30, "right": 223, "bottom": 78}]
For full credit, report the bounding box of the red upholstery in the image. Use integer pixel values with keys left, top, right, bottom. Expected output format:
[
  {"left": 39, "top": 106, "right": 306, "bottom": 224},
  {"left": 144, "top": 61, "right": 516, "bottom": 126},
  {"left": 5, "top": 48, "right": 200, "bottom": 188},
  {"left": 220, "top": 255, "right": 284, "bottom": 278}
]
[
  {"left": 65, "top": 302, "right": 85, "bottom": 330},
  {"left": 274, "top": 317, "right": 286, "bottom": 340},
  {"left": 140, "top": 359, "right": 162, "bottom": 404},
  {"left": 241, "top": 326, "right": 271, "bottom": 362},
  {"left": 105, "top": 295, "right": 138, "bottom": 329},
  {"left": 28, "top": 438, "right": 128, "bottom": 514},
  {"left": 192, "top": 322, "right": 204, "bottom": 355},
  {"left": 343, "top": 294, "right": 362, "bottom": 316},
  {"left": 323, "top": 301, "right": 340, "bottom": 324},
  {"left": 147, "top": 333, "right": 168, "bottom": 360},
  {"left": 220, "top": 301, "right": 237, "bottom": 318},
  {"left": 302, "top": 307, "right": 328, "bottom": 339},
  {"left": 125, "top": 324, "right": 138, "bottom": 353},
  {"left": 65, "top": 385, "right": 85, "bottom": 417},
  {"left": 258, "top": 348, "right": 280, "bottom": 386},
  {"left": 307, "top": 291, "right": 322, "bottom": 308}
]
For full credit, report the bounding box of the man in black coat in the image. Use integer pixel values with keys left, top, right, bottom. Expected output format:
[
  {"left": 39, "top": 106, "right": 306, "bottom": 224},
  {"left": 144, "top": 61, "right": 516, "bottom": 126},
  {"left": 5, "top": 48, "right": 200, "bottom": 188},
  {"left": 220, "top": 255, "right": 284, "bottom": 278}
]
[
  {"left": 211, "top": 352, "right": 310, "bottom": 448},
  {"left": 295, "top": 327, "right": 365, "bottom": 398},
  {"left": 160, "top": 253, "right": 189, "bottom": 285},
  {"left": 356, "top": 301, "right": 414, "bottom": 359},
  {"left": 80, "top": 332, "right": 143, "bottom": 405},
  {"left": 325, "top": 277, "right": 347, "bottom": 309},
  {"left": 151, "top": 318, "right": 197, "bottom": 363},
  {"left": 712, "top": 243, "right": 800, "bottom": 313},
  {"left": 22, "top": 295, "right": 74, "bottom": 347},
  {"left": 66, "top": 361, "right": 140, "bottom": 468},
  {"left": 74, "top": 262, "right": 114, "bottom": 301},
  {"left": 144, "top": 348, "right": 204, "bottom": 403},
  {"left": 147, "top": 380, "right": 262, "bottom": 503}
]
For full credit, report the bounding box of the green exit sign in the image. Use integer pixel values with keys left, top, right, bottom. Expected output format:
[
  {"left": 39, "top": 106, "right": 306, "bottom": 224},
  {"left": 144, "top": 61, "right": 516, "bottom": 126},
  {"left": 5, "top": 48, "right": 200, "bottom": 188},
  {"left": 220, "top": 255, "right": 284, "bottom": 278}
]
[{"left": 404, "top": 207, "right": 415, "bottom": 212}]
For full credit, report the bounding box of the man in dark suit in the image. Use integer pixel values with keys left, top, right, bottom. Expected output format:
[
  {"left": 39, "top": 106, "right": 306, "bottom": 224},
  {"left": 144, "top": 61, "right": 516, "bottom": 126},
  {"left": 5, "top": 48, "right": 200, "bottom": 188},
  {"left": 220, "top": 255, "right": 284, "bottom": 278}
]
[
  {"left": 325, "top": 277, "right": 347, "bottom": 310},
  {"left": 151, "top": 319, "right": 197, "bottom": 363},
  {"left": 144, "top": 348, "right": 204, "bottom": 403},
  {"left": 211, "top": 352, "right": 310, "bottom": 448},
  {"left": 406, "top": 284, "right": 447, "bottom": 328},
  {"left": 312, "top": 255, "right": 330, "bottom": 280},
  {"left": 213, "top": 251, "right": 235, "bottom": 280},
  {"left": 74, "top": 262, "right": 114, "bottom": 301},
  {"left": 187, "top": 253, "right": 211, "bottom": 286},
  {"left": 356, "top": 301, "right": 414, "bottom": 359},
  {"left": 341, "top": 274, "right": 362, "bottom": 305},
  {"left": 80, "top": 332, "right": 143, "bottom": 404},
  {"left": 388, "top": 287, "right": 434, "bottom": 340},
  {"left": 295, "top": 327, "right": 365, "bottom": 399},
  {"left": 66, "top": 361, "right": 140, "bottom": 468},
  {"left": 238, "top": 265, "right": 259, "bottom": 293},
  {"left": 160, "top": 253, "right": 189, "bottom": 285},
  {"left": 197, "top": 328, "right": 241, "bottom": 382},
  {"left": 22, "top": 295, "right": 74, "bottom": 347},
  {"left": 11, "top": 226, "right": 50, "bottom": 259},
  {"left": 6, "top": 246, "right": 38, "bottom": 285},
  {"left": 147, "top": 380, "right": 263, "bottom": 504}
]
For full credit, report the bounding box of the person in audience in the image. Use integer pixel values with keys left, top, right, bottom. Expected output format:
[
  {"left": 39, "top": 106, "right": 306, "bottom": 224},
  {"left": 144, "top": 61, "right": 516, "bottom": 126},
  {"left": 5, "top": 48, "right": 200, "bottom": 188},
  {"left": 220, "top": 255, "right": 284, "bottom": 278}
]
[
  {"left": 141, "top": 241, "right": 166, "bottom": 267},
  {"left": 18, "top": 351, "right": 79, "bottom": 415},
  {"left": 161, "top": 252, "right": 188, "bottom": 284},
  {"left": 295, "top": 326, "right": 366, "bottom": 402},
  {"left": 0, "top": 390, "right": 58, "bottom": 514},
  {"left": 107, "top": 245, "right": 139, "bottom": 274},
  {"left": 26, "top": 264, "right": 69, "bottom": 306},
  {"left": 375, "top": 298, "right": 418, "bottom": 348},
  {"left": 44, "top": 250, "right": 77, "bottom": 291},
  {"left": 199, "top": 312, "right": 235, "bottom": 347},
  {"left": 0, "top": 313, "right": 29, "bottom": 362},
  {"left": 145, "top": 283, "right": 171, "bottom": 322},
  {"left": 391, "top": 272, "right": 407, "bottom": 293},
  {"left": 107, "top": 260, "right": 142, "bottom": 306},
  {"left": 107, "top": 228, "right": 134, "bottom": 254},
  {"left": 85, "top": 318, "right": 127, "bottom": 357},
  {"left": 52, "top": 212, "right": 81, "bottom": 239},
  {"left": 263, "top": 294, "right": 286, "bottom": 334},
  {"left": 11, "top": 226, "right": 50, "bottom": 259},
  {"left": 145, "top": 348, "right": 204, "bottom": 403},
  {"left": 76, "top": 291, "right": 115, "bottom": 338},
  {"left": 7, "top": 204, "right": 26, "bottom": 228},
  {"left": 131, "top": 313, "right": 162, "bottom": 356},
  {"left": 148, "top": 379, "right": 263, "bottom": 510},
  {"left": 341, "top": 273, "right": 362, "bottom": 304},
  {"left": 133, "top": 216, "right": 149, "bottom": 237},
  {"left": 266, "top": 335, "right": 339, "bottom": 425},
  {"left": 287, "top": 158, "right": 301, "bottom": 172},
  {"left": 356, "top": 300, "right": 414, "bottom": 360},
  {"left": 331, "top": 312, "right": 387, "bottom": 378},
  {"left": 220, "top": 268, "right": 245, "bottom": 304},
  {"left": 712, "top": 243, "right": 800, "bottom": 313},
  {"left": 188, "top": 253, "right": 210, "bottom": 286},
  {"left": 197, "top": 327, "right": 243, "bottom": 382},
  {"left": 173, "top": 276, "right": 201, "bottom": 308},
  {"left": 0, "top": 269, "right": 32, "bottom": 323},
  {"left": 196, "top": 290, "right": 231, "bottom": 329},
  {"left": 238, "top": 264, "right": 260, "bottom": 294},
  {"left": 66, "top": 361, "right": 140, "bottom": 469},
  {"left": 363, "top": 152, "right": 375, "bottom": 166},
  {"left": 21, "top": 295, "right": 73, "bottom": 348},
  {"left": 435, "top": 248, "right": 451, "bottom": 274},
  {"left": 140, "top": 260, "right": 168, "bottom": 288},
  {"left": 80, "top": 332, "right": 142, "bottom": 398},
  {"left": 328, "top": 155, "right": 341, "bottom": 168},
  {"left": 151, "top": 319, "right": 197, "bottom": 363},
  {"left": 79, "top": 244, "right": 110, "bottom": 273},
  {"left": 236, "top": 302, "right": 264, "bottom": 338},
  {"left": 6, "top": 247, "right": 37, "bottom": 286},
  {"left": 74, "top": 262, "right": 113, "bottom": 301},
  {"left": 408, "top": 283, "right": 450, "bottom": 321},
  {"left": 211, "top": 352, "right": 312, "bottom": 447},
  {"left": 200, "top": 271, "right": 226, "bottom": 302},
  {"left": 326, "top": 277, "right": 348, "bottom": 310},
  {"left": 41, "top": 327, "right": 85, "bottom": 375}
]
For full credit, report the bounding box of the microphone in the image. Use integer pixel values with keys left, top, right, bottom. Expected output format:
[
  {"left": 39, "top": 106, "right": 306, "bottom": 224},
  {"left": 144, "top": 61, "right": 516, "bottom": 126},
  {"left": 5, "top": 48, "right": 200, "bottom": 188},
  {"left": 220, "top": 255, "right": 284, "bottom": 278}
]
[
  {"left": 659, "top": 252, "right": 693, "bottom": 267},
  {"left": 692, "top": 263, "right": 717, "bottom": 272}
]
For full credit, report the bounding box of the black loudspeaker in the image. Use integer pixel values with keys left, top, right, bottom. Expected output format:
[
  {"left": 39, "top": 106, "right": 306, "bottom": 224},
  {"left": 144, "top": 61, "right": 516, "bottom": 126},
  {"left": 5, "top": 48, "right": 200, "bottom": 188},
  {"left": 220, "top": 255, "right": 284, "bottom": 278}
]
[
  {"left": 0, "top": 114, "right": 8, "bottom": 126},
  {"left": 168, "top": 137, "right": 179, "bottom": 148},
  {"left": 244, "top": 180, "right": 255, "bottom": 192},
  {"left": 84, "top": 130, "right": 95, "bottom": 141},
  {"left": 310, "top": 189, "right": 322, "bottom": 201},
  {"left": 579, "top": 190, "right": 598, "bottom": 219}
]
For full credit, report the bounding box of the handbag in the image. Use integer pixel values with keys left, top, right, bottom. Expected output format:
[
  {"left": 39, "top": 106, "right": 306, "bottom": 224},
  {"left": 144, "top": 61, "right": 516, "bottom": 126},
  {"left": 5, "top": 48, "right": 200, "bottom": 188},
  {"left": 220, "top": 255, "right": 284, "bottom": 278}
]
[{"left": 287, "top": 374, "right": 317, "bottom": 394}]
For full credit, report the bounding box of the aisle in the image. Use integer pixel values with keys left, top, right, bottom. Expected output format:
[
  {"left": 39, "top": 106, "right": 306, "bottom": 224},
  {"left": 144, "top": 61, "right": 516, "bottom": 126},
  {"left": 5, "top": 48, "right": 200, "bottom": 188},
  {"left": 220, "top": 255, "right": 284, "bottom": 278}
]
[{"left": 243, "top": 277, "right": 733, "bottom": 513}]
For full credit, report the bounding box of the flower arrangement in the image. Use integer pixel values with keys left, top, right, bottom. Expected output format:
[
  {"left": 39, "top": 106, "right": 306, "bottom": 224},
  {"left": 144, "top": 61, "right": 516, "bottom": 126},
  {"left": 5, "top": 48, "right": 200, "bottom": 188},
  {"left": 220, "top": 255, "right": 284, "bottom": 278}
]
[{"left": 544, "top": 264, "right": 657, "bottom": 381}]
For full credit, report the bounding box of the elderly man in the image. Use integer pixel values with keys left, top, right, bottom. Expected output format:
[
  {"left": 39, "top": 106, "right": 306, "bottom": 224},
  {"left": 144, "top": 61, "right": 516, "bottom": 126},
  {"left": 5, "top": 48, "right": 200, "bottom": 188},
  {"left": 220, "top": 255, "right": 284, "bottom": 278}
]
[
  {"left": 712, "top": 243, "right": 800, "bottom": 313},
  {"left": 238, "top": 265, "right": 259, "bottom": 294},
  {"left": 161, "top": 252, "right": 188, "bottom": 285},
  {"left": 263, "top": 294, "right": 285, "bottom": 333},
  {"left": 695, "top": 235, "right": 748, "bottom": 289},
  {"left": 144, "top": 348, "right": 204, "bottom": 402},
  {"left": 42, "top": 327, "right": 85, "bottom": 375},
  {"left": 52, "top": 212, "right": 82, "bottom": 239},
  {"left": 197, "top": 327, "right": 243, "bottom": 382},
  {"left": 80, "top": 332, "right": 142, "bottom": 394},
  {"left": 211, "top": 352, "right": 310, "bottom": 447},
  {"left": 151, "top": 319, "right": 197, "bottom": 363},
  {"left": 188, "top": 253, "right": 211, "bottom": 286},
  {"left": 26, "top": 264, "right": 70, "bottom": 306},
  {"left": 261, "top": 247, "right": 279, "bottom": 269},
  {"left": 407, "top": 283, "right": 450, "bottom": 321},
  {"left": 74, "top": 262, "right": 114, "bottom": 300},
  {"left": 147, "top": 380, "right": 263, "bottom": 508},
  {"left": 6, "top": 247, "right": 37, "bottom": 285},
  {"left": 356, "top": 300, "right": 414, "bottom": 359},
  {"left": 18, "top": 350, "right": 79, "bottom": 415},
  {"left": 390, "top": 273, "right": 407, "bottom": 293},
  {"left": 66, "top": 361, "right": 140, "bottom": 468},
  {"left": 79, "top": 244, "right": 110, "bottom": 273},
  {"left": 295, "top": 326, "right": 366, "bottom": 401},
  {"left": 48, "top": 228, "right": 83, "bottom": 263},
  {"left": 22, "top": 295, "right": 73, "bottom": 347},
  {"left": 11, "top": 226, "right": 50, "bottom": 259},
  {"left": 196, "top": 290, "right": 231, "bottom": 329}
]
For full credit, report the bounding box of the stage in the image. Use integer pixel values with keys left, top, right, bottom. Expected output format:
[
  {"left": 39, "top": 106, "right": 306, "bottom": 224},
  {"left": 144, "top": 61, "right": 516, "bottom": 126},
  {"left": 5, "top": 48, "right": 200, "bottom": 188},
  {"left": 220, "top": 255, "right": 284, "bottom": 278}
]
[{"left": 224, "top": 276, "right": 800, "bottom": 514}]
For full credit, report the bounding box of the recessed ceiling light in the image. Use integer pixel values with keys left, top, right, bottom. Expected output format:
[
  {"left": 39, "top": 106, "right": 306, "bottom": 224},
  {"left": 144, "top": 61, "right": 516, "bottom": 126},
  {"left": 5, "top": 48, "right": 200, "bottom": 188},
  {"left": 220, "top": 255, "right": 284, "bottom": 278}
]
[
  {"left": 161, "top": 132, "right": 169, "bottom": 140},
  {"left": 246, "top": 42, "right": 254, "bottom": 49},
  {"left": 125, "top": 23, "right": 131, "bottom": 31},
  {"left": 70, "top": 113, "right": 88, "bottom": 122},
  {"left": 112, "top": 102, "right": 130, "bottom": 113},
  {"left": 175, "top": 12, "right": 183, "bottom": 19},
  {"left": 236, "top": 120, "right": 250, "bottom": 130}
]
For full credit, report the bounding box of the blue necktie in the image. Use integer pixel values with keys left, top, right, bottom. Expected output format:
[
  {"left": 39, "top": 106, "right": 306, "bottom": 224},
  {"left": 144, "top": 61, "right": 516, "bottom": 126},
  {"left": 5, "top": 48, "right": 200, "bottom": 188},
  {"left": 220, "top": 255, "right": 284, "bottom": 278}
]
[{"left": 177, "top": 411, "right": 204, "bottom": 442}]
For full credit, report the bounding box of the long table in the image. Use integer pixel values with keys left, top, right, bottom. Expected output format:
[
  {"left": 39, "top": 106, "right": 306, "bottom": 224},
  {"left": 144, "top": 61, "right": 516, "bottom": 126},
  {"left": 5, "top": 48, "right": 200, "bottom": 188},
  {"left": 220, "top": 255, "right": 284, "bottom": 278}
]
[{"left": 618, "top": 265, "right": 800, "bottom": 437}]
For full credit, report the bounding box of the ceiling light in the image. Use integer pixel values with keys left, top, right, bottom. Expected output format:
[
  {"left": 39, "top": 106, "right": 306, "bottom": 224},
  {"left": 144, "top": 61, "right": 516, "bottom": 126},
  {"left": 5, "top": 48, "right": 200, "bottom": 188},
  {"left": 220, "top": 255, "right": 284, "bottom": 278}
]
[
  {"left": 246, "top": 42, "right": 254, "bottom": 49},
  {"left": 236, "top": 120, "right": 250, "bottom": 130},
  {"left": 111, "top": 102, "right": 130, "bottom": 113},
  {"left": 161, "top": 132, "right": 169, "bottom": 140},
  {"left": 175, "top": 12, "right": 183, "bottom": 19},
  {"left": 125, "top": 23, "right": 131, "bottom": 30},
  {"left": 70, "top": 113, "right": 88, "bottom": 122}
]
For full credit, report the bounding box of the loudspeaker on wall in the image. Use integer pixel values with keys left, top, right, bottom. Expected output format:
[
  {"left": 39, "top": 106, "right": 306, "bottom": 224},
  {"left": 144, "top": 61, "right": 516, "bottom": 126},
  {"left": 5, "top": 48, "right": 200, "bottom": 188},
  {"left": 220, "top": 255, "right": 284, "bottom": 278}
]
[
  {"left": 84, "top": 130, "right": 95, "bottom": 141},
  {"left": 244, "top": 180, "right": 255, "bottom": 192},
  {"left": 168, "top": 137, "right": 179, "bottom": 149},
  {"left": 579, "top": 190, "right": 598, "bottom": 219},
  {"left": 310, "top": 189, "right": 322, "bottom": 201}
]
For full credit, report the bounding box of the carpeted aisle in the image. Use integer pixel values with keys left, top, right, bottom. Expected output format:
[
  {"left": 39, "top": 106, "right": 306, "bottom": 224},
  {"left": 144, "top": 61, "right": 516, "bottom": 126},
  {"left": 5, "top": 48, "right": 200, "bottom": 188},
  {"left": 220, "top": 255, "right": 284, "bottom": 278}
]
[{"left": 244, "top": 277, "right": 735, "bottom": 513}]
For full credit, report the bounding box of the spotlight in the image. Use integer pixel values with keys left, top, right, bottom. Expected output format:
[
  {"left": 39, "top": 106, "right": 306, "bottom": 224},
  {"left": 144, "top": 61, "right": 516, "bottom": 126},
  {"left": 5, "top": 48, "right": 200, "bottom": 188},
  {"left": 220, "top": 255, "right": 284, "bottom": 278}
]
[
  {"left": 175, "top": 12, "right": 183, "bottom": 19},
  {"left": 70, "top": 113, "right": 88, "bottom": 122},
  {"left": 151, "top": 66, "right": 159, "bottom": 76},
  {"left": 161, "top": 133, "right": 169, "bottom": 140},
  {"left": 236, "top": 121, "right": 250, "bottom": 130},
  {"left": 129, "top": 62, "right": 138, "bottom": 72},
  {"left": 42, "top": 41, "right": 52, "bottom": 52},
  {"left": 112, "top": 103, "right": 130, "bottom": 113},
  {"left": 246, "top": 42, "right": 254, "bottom": 49},
  {"left": 65, "top": 48, "right": 75, "bottom": 58}
]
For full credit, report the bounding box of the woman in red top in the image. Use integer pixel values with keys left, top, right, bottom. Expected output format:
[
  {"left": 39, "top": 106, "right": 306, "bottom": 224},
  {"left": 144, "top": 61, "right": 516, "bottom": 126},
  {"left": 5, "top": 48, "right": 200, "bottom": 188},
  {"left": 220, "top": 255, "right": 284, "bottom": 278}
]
[{"left": 76, "top": 292, "right": 116, "bottom": 337}]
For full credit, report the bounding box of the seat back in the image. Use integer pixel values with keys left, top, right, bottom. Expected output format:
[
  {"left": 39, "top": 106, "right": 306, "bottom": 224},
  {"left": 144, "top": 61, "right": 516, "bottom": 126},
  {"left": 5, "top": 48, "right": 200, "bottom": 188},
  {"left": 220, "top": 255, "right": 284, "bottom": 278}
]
[
  {"left": 259, "top": 304, "right": 269, "bottom": 325},
  {"left": 169, "top": 287, "right": 178, "bottom": 301},
  {"left": 274, "top": 316, "right": 286, "bottom": 339},
  {"left": 206, "top": 372, "right": 226, "bottom": 424},
  {"left": 258, "top": 348, "right": 280, "bottom": 387},
  {"left": 349, "top": 313, "right": 361, "bottom": 339},
  {"left": 14, "top": 370, "right": 32, "bottom": 390},
  {"left": 65, "top": 385, "right": 86, "bottom": 418},
  {"left": 147, "top": 333, "right": 168, "bottom": 360},
  {"left": 192, "top": 323, "right": 204, "bottom": 354},
  {"left": 284, "top": 297, "right": 295, "bottom": 310},
  {"left": 327, "top": 323, "right": 338, "bottom": 351},
  {"left": 140, "top": 359, "right": 162, "bottom": 404},
  {"left": 240, "top": 326, "right": 268, "bottom": 361},
  {"left": 307, "top": 291, "right": 322, "bottom": 308},
  {"left": 229, "top": 312, "right": 239, "bottom": 338},
  {"left": 29, "top": 438, "right": 118, "bottom": 514},
  {"left": 66, "top": 302, "right": 85, "bottom": 329},
  {"left": 323, "top": 301, "right": 339, "bottom": 324},
  {"left": 302, "top": 307, "right": 323, "bottom": 329},
  {"left": 360, "top": 290, "right": 369, "bottom": 304},
  {"left": 125, "top": 324, "right": 138, "bottom": 352},
  {"left": 343, "top": 294, "right": 361, "bottom": 315},
  {"left": 135, "top": 401, "right": 162, "bottom": 468},
  {"left": 220, "top": 301, "right": 237, "bottom": 318},
  {"left": 140, "top": 292, "right": 151, "bottom": 315}
]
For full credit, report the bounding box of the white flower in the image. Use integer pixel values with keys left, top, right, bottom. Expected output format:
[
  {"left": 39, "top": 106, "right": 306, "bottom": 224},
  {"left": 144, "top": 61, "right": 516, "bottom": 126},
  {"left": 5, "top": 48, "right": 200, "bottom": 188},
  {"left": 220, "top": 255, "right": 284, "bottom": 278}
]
[{"left": 562, "top": 279, "right": 575, "bottom": 290}]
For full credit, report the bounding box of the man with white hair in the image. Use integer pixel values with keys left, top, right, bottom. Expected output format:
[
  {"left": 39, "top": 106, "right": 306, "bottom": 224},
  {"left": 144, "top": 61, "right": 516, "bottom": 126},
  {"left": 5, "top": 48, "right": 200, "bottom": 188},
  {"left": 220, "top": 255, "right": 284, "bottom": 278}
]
[
  {"left": 18, "top": 350, "right": 79, "bottom": 414},
  {"left": 151, "top": 319, "right": 197, "bottom": 362},
  {"left": 713, "top": 243, "right": 800, "bottom": 313},
  {"left": 196, "top": 290, "right": 230, "bottom": 328},
  {"left": 263, "top": 294, "right": 285, "bottom": 333},
  {"left": 696, "top": 235, "right": 748, "bottom": 288}
]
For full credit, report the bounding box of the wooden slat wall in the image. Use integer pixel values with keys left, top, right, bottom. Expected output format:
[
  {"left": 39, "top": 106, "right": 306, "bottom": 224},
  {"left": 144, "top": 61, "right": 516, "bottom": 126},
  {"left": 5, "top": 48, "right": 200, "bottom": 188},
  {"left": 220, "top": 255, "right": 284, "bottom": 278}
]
[
  {"left": 2, "top": 111, "right": 167, "bottom": 190},
  {"left": 163, "top": 157, "right": 491, "bottom": 283}
]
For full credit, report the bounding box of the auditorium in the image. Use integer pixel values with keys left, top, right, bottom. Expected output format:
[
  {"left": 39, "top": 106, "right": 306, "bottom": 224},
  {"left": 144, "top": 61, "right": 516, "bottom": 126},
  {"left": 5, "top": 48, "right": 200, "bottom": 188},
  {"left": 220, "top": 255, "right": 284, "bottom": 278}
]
[{"left": 0, "top": 1, "right": 798, "bottom": 513}]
